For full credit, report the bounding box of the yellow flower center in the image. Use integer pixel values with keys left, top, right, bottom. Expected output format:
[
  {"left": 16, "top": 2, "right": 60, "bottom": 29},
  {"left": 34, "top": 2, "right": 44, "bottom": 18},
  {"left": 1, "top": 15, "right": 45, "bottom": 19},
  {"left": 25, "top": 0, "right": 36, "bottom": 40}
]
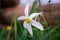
[
  {"left": 25, "top": 17, "right": 31, "bottom": 23},
  {"left": 6, "top": 26, "right": 12, "bottom": 30}
]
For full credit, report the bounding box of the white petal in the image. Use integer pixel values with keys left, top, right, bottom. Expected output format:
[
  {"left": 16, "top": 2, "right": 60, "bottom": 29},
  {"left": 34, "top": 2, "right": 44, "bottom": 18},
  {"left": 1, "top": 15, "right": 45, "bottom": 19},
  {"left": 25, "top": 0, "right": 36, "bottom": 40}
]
[
  {"left": 17, "top": 16, "right": 26, "bottom": 20},
  {"left": 29, "top": 13, "right": 40, "bottom": 18},
  {"left": 23, "top": 22, "right": 33, "bottom": 36},
  {"left": 24, "top": 4, "right": 29, "bottom": 16},
  {"left": 30, "top": 12, "right": 43, "bottom": 18},
  {"left": 39, "top": 12, "right": 43, "bottom": 16},
  {"left": 32, "top": 20, "right": 44, "bottom": 30}
]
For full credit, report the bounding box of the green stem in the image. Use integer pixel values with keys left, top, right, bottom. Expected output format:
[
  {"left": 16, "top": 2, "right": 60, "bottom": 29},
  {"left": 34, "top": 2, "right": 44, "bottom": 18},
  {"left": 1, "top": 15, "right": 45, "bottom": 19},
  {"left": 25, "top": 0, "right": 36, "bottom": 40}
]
[
  {"left": 14, "top": 18, "right": 17, "bottom": 40},
  {"left": 41, "top": 31, "right": 43, "bottom": 37},
  {"left": 48, "top": 0, "right": 52, "bottom": 26},
  {"left": 7, "top": 31, "right": 11, "bottom": 40},
  {"left": 29, "top": 1, "right": 37, "bottom": 15},
  {"left": 7, "top": 17, "right": 14, "bottom": 40}
]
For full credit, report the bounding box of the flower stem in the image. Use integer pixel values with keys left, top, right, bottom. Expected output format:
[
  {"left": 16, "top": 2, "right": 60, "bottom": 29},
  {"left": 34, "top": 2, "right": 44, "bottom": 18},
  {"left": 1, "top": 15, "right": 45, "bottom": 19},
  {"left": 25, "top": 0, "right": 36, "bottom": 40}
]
[
  {"left": 41, "top": 31, "right": 43, "bottom": 37},
  {"left": 14, "top": 17, "right": 17, "bottom": 40},
  {"left": 7, "top": 31, "right": 11, "bottom": 40},
  {"left": 7, "top": 16, "right": 14, "bottom": 40},
  {"left": 48, "top": 0, "right": 53, "bottom": 26}
]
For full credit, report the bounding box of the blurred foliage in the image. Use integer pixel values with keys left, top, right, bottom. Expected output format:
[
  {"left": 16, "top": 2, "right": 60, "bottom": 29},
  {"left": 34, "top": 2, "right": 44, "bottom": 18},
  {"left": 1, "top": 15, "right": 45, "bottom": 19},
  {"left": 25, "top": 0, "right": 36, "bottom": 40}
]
[
  {"left": 0, "top": 20, "right": 60, "bottom": 40},
  {"left": 0, "top": 0, "right": 60, "bottom": 40}
]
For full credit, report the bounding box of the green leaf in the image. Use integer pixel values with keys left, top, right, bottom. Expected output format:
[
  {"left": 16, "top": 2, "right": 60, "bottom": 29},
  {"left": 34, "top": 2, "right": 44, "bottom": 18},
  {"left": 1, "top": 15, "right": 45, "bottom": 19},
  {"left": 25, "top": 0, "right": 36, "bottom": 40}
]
[
  {"left": 40, "top": 26, "right": 59, "bottom": 40},
  {"left": 17, "top": 20, "right": 24, "bottom": 33},
  {"left": 13, "top": 18, "right": 17, "bottom": 40},
  {"left": 21, "top": 29, "right": 28, "bottom": 40},
  {"left": 29, "top": 1, "right": 37, "bottom": 15},
  {"left": 0, "top": 29, "right": 6, "bottom": 40}
]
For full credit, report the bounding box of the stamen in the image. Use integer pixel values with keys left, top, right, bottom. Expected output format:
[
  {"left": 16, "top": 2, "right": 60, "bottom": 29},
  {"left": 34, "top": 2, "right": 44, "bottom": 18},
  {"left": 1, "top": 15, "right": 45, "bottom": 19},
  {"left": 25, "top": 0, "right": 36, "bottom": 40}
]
[{"left": 25, "top": 17, "right": 31, "bottom": 23}]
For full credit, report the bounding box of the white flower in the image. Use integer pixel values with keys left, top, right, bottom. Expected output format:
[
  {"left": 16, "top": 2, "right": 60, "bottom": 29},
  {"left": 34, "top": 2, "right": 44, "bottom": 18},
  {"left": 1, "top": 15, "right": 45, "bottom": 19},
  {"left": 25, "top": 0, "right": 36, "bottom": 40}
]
[{"left": 17, "top": 4, "right": 44, "bottom": 36}]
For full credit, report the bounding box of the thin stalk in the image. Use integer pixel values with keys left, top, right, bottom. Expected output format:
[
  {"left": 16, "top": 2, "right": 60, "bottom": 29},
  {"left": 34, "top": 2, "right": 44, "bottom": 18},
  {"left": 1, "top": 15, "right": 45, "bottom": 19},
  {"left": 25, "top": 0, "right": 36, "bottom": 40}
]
[
  {"left": 49, "top": 0, "right": 51, "bottom": 17},
  {"left": 7, "top": 31, "right": 11, "bottom": 40},
  {"left": 38, "top": 0, "right": 41, "bottom": 6},
  {"left": 14, "top": 17, "right": 17, "bottom": 40},
  {"left": 38, "top": 0, "right": 48, "bottom": 25},
  {"left": 41, "top": 31, "right": 43, "bottom": 37},
  {"left": 12, "top": 13, "right": 18, "bottom": 40},
  {"left": 37, "top": 0, "right": 42, "bottom": 12},
  {"left": 42, "top": 15, "right": 47, "bottom": 25},
  {"left": 48, "top": 0, "right": 52, "bottom": 25},
  {"left": 7, "top": 17, "right": 14, "bottom": 40}
]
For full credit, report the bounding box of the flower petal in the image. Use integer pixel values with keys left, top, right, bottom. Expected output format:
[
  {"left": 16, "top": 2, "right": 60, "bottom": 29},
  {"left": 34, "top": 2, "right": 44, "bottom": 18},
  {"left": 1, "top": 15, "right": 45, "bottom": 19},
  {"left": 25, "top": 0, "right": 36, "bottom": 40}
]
[
  {"left": 39, "top": 12, "right": 43, "bottom": 16},
  {"left": 24, "top": 4, "right": 29, "bottom": 16},
  {"left": 23, "top": 22, "right": 33, "bottom": 36},
  {"left": 17, "top": 16, "right": 26, "bottom": 20},
  {"left": 32, "top": 20, "right": 44, "bottom": 30},
  {"left": 30, "top": 12, "right": 43, "bottom": 18},
  {"left": 29, "top": 13, "right": 40, "bottom": 18}
]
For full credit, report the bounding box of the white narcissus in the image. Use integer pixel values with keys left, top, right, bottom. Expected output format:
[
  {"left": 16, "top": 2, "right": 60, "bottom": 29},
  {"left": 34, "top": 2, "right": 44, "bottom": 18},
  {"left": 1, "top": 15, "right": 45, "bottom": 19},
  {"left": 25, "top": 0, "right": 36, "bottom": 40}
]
[{"left": 17, "top": 4, "right": 44, "bottom": 36}]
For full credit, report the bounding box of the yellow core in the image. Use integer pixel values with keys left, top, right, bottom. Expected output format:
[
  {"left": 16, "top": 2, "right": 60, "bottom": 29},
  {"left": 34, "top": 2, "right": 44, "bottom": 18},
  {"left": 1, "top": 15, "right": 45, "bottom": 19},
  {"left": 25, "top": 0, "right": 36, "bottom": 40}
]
[
  {"left": 25, "top": 18, "right": 31, "bottom": 23},
  {"left": 6, "top": 26, "right": 12, "bottom": 30}
]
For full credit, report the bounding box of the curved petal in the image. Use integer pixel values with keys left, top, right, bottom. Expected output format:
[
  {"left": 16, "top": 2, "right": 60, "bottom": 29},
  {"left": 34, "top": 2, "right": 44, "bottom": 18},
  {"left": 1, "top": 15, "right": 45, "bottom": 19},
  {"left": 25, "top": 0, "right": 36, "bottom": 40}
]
[
  {"left": 23, "top": 22, "right": 33, "bottom": 36},
  {"left": 39, "top": 12, "right": 43, "bottom": 16},
  {"left": 24, "top": 4, "right": 29, "bottom": 16},
  {"left": 30, "top": 12, "right": 43, "bottom": 18},
  {"left": 32, "top": 20, "right": 44, "bottom": 30},
  {"left": 17, "top": 16, "right": 26, "bottom": 20},
  {"left": 29, "top": 13, "right": 40, "bottom": 18}
]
